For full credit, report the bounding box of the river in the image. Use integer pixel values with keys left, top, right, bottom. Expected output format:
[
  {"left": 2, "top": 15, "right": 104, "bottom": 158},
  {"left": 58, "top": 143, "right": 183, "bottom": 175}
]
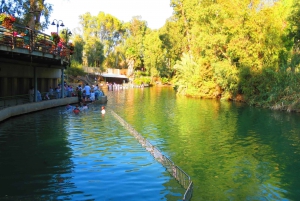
[{"left": 0, "top": 86, "right": 300, "bottom": 201}]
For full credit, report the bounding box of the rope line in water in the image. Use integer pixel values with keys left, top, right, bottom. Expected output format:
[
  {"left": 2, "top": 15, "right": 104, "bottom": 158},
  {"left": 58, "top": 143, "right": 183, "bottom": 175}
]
[{"left": 111, "top": 110, "right": 193, "bottom": 201}]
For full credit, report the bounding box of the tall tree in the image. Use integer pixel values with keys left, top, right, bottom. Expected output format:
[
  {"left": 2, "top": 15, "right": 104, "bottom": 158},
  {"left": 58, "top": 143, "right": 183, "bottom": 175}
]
[
  {"left": 123, "top": 16, "right": 148, "bottom": 71},
  {"left": 0, "top": 0, "right": 52, "bottom": 30},
  {"left": 72, "top": 34, "right": 84, "bottom": 64}
]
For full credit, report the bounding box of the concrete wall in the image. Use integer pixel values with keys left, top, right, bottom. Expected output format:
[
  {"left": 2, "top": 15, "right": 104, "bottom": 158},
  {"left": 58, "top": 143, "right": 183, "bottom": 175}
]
[
  {"left": 0, "top": 63, "right": 61, "bottom": 78},
  {"left": 0, "top": 97, "right": 78, "bottom": 122},
  {"left": 0, "top": 64, "right": 61, "bottom": 96}
]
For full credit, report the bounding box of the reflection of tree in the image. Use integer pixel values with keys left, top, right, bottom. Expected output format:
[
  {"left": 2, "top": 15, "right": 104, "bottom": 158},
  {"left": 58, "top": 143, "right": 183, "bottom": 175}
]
[
  {"left": 0, "top": 108, "right": 75, "bottom": 197},
  {"left": 236, "top": 107, "right": 300, "bottom": 200},
  {"left": 115, "top": 87, "right": 300, "bottom": 200}
]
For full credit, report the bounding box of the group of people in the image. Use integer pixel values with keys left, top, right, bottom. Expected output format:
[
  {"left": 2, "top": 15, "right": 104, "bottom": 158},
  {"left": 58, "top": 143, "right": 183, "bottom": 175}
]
[
  {"left": 28, "top": 86, "right": 43, "bottom": 102},
  {"left": 76, "top": 83, "right": 105, "bottom": 104},
  {"left": 29, "top": 83, "right": 75, "bottom": 102},
  {"left": 28, "top": 81, "right": 107, "bottom": 115},
  {"left": 71, "top": 104, "right": 106, "bottom": 115},
  {"left": 70, "top": 83, "right": 106, "bottom": 115}
]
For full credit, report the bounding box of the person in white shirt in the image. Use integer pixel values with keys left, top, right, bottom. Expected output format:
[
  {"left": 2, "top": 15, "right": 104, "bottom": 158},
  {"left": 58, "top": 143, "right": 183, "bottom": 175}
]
[
  {"left": 101, "top": 106, "right": 106, "bottom": 115},
  {"left": 82, "top": 103, "right": 88, "bottom": 110}
]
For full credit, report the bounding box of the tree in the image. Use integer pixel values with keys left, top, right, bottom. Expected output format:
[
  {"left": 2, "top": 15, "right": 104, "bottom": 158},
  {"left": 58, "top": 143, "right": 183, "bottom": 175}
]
[
  {"left": 0, "top": 0, "right": 52, "bottom": 30},
  {"left": 72, "top": 34, "right": 84, "bottom": 64},
  {"left": 123, "top": 16, "right": 148, "bottom": 71},
  {"left": 143, "top": 30, "right": 166, "bottom": 78}
]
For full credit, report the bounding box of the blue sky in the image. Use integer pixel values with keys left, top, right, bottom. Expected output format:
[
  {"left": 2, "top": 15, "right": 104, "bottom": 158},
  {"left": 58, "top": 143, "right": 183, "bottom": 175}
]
[{"left": 45, "top": 0, "right": 174, "bottom": 34}]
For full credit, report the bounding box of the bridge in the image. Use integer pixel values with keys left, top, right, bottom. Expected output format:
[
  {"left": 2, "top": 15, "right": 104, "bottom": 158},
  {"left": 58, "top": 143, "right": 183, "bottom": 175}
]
[{"left": 0, "top": 23, "right": 72, "bottom": 109}]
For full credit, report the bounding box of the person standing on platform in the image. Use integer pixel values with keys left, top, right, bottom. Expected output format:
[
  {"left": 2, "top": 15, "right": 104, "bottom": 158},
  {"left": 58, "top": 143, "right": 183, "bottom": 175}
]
[
  {"left": 76, "top": 87, "right": 82, "bottom": 104},
  {"left": 23, "top": 26, "right": 30, "bottom": 48},
  {"left": 84, "top": 83, "right": 91, "bottom": 101},
  {"left": 28, "top": 86, "right": 34, "bottom": 102}
]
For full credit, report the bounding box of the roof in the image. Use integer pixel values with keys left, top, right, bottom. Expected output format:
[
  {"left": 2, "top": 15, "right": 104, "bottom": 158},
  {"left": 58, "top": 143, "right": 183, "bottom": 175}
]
[{"left": 100, "top": 73, "right": 128, "bottom": 79}]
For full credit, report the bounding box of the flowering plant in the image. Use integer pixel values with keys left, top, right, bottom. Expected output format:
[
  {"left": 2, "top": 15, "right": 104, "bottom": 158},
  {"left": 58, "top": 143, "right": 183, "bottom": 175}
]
[
  {"left": 50, "top": 32, "right": 60, "bottom": 44},
  {"left": 0, "top": 13, "right": 6, "bottom": 22},
  {"left": 0, "top": 13, "right": 16, "bottom": 29}
]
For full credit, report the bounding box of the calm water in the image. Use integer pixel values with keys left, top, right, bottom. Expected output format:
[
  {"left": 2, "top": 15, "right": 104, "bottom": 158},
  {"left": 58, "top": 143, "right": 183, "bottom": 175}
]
[{"left": 1, "top": 87, "right": 300, "bottom": 201}]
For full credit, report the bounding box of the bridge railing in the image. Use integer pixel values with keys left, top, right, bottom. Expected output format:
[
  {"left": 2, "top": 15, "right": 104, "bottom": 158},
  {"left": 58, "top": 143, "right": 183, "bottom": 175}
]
[{"left": 0, "top": 24, "right": 71, "bottom": 61}]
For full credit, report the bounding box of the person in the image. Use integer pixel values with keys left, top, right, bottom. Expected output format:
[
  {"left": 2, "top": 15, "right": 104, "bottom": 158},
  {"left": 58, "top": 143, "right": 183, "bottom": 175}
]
[
  {"left": 82, "top": 90, "right": 86, "bottom": 103},
  {"left": 45, "top": 87, "right": 53, "bottom": 100},
  {"left": 76, "top": 87, "right": 82, "bottom": 104},
  {"left": 23, "top": 26, "right": 30, "bottom": 48},
  {"left": 94, "top": 84, "right": 100, "bottom": 100},
  {"left": 66, "top": 104, "right": 72, "bottom": 110},
  {"left": 82, "top": 103, "right": 88, "bottom": 110},
  {"left": 90, "top": 90, "right": 95, "bottom": 102},
  {"left": 55, "top": 86, "right": 61, "bottom": 99},
  {"left": 73, "top": 105, "right": 80, "bottom": 114},
  {"left": 37, "top": 90, "right": 42, "bottom": 101},
  {"left": 99, "top": 89, "right": 104, "bottom": 96},
  {"left": 101, "top": 106, "right": 106, "bottom": 115},
  {"left": 84, "top": 83, "right": 91, "bottom": 101},
  {"left": 28, "top": 86, "right": 34, "bottom": 102}
]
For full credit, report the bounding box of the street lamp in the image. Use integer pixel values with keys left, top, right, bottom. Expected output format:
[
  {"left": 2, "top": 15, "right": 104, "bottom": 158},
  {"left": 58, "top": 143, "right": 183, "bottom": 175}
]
[
  {"left": 51, "top": 19, "right": 64, "bottom": 34},
  {"left": 62, "top": 28, "right": 72, "bottom": 43}
]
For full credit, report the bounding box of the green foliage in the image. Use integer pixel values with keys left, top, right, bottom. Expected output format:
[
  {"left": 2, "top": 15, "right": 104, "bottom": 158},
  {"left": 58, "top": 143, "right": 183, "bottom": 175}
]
[
  {"left": 84, "top": 38, "right": 105, "bottom": 67},
  {"left": 167, "top": 0, "right": 300, "bottom": 108},
  {"left": 143, "top": 31, "right": 166, "bottom": 77},
  {"left": 66, "top": 60, "right": 86, "bottom": 77},
  {"left": 173, "top": 53, "right": 202, "bottom": 96},
  {"left": 72, "top": 34, "right": 84, "bottom": 64},
  {"left": 133, "top": 76, "right": 151, "bottom": 85},
  {"left": 0, "top": 0, "right": 52, "bottom": 30},
  {"left": 161, "top": 77, "right": 170, "bottom": 84},
  {"left": 123, "top": 17, "right": 148, "bottom": 70},
  {"left": 57, "top": 0, "right": 300, "bottom": 110},
  {"left": 213, "top": 60, "right": 239, "bottom": 94}
]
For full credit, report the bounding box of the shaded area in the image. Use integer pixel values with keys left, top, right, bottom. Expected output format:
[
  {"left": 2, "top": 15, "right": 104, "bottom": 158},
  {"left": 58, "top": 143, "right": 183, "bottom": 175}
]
[{"left": 0, "top": 101, "right": 183, "bottom": 200}]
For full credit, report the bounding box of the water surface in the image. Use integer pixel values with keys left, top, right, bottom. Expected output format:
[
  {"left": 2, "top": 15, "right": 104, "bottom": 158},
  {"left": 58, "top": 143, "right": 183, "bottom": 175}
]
[
  {"left": 1, "top": 86, "right": 300, "bottom": 201},
  {"left": 109, "top": 87, "right": 300, "bottom": 201}
]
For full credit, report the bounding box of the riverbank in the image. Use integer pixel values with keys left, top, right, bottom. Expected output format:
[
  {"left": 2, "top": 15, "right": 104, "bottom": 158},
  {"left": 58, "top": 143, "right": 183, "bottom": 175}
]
[{"left": 0, "top": 97, "right": 78, "bottom": 122}]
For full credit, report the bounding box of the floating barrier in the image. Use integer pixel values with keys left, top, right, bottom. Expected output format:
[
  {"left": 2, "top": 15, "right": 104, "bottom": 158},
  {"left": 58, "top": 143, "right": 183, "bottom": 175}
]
[{"left": 111, "top": 110, "right": 193, "bottom": 201}]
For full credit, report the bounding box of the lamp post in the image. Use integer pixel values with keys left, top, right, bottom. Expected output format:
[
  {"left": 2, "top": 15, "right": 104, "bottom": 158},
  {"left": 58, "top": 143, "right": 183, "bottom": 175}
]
[
  {"left": 51, "top": 19, "right": 64, "bottom": 34},
  {"left": 62, "top": 28, "right": 72, "bottom": 84},
  {"left": 51, "top": 19, "right": 65, "bottom": 99},
  {"left": 62, "top": 28, "right": 72, "bottom": 43}
]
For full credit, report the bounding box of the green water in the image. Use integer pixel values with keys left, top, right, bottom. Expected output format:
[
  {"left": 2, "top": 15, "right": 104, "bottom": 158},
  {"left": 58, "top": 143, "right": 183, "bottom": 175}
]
[
  {"left": 109, "top": 87, "right": 300, "bottom": 201},
  {"left": 1, "top": 86, "right": 300, "bottom": 200}
]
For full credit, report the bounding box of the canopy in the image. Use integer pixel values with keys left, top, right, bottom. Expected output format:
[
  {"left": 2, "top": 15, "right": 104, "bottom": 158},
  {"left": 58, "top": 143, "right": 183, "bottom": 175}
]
[{"left": 101, "top": 73, "right": 128, "bottom": 78}]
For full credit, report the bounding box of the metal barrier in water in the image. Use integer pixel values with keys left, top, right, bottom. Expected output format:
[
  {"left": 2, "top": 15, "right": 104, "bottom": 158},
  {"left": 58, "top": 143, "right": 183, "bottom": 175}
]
[{"left": 111, "top": 110, "right": 193, "bottom": 201}]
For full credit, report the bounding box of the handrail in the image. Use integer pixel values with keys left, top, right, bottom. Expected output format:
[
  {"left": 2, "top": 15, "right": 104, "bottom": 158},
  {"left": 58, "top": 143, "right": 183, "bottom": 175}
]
[
  {"left": 111, "top": 110, "right": 193, "bottom": 201},
  {"left": 0, "top": 92, "right": 64, "bottom": 110},
  {"left": 0, "top": 24, "right": 72, "bottom": 62}
]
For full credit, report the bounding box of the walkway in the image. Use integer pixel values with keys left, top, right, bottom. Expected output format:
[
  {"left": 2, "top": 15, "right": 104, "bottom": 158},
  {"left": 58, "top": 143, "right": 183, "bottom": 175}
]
[{"left": 0, "top": 97, "right": 78, "bottom": 122}]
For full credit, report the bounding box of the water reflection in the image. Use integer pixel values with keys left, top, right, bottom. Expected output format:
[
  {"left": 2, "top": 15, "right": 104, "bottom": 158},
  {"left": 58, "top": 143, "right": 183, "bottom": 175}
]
[
  {"left": 108, "top": 87, "right": 300, "bottom": 201},
  {"left": 1, "top": 87, "right": 300, "bottom": 201},
  {"left": 0, "top": 101, "right": 183, "bottom": 200}
]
